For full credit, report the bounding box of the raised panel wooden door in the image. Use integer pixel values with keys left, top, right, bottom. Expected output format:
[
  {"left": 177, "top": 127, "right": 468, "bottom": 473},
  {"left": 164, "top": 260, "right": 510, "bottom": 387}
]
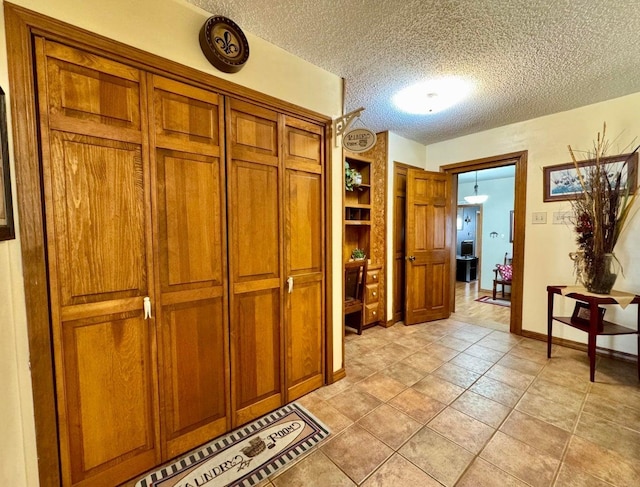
[
  {"left": 405, "top": 169, "right": 452, "bottom": 325},
  {"left": 393, "top": 165, "right": 408, "bottom": 323},
  {"left": 149, "top": 75, "right": 230, "bottom": 458},
  {"left": 283, "top": 116, "right": 325, "bottom": 402},
  {"left": 35, "top": 39, "right": 159, "bottom": 487},
  {"left": 227, "top": 98, "right": 283, "bottom": 426}
]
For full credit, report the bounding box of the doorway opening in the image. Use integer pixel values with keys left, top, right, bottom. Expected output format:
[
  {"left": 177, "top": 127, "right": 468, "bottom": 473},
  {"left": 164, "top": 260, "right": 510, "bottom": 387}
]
[
  {"left": 453, "top": 167, "right": 515, "bottom": 330},
  {"left": 442, "top": 151, "right": 527, "bottom": 335}
]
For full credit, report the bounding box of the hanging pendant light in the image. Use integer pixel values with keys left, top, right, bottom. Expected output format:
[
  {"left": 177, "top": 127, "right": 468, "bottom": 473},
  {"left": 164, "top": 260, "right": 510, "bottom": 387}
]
[{"left": 464, "top": 171, "right": 488, "bottom": 204}]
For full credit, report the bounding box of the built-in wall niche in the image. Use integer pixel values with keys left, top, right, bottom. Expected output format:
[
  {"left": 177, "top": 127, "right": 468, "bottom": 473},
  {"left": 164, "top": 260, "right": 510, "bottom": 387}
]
[{"left": 456, "top": 205, "right": 480, "bottom": 256}]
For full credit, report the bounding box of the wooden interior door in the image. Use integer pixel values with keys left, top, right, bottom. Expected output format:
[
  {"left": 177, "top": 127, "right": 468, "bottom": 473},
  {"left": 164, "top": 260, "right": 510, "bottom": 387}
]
[
  {"left": 393, "top": 163, "right": 408, "bottom": 323},
  {"left": 35, "top": 39, "right": 160, "bottom": 486},
  {"left": 227, "top": 98, "right": 284, "bottom": 426},
  {"left": 149, "top": 75, "right": 230, "bottom": 458},
  {"left": 283, "top": 115, "right": 325, "bottom": 402},
  {"left": 404, "top": 169, "right": 452, "bottom": 325}
]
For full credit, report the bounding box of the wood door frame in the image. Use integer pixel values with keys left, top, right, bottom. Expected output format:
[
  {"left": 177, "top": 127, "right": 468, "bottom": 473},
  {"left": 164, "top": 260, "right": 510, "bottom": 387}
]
[
  {"left": 441, "top": 151, "right": 527, "bottom": 335},
  {"left": 4, "top": 4, "right": 334, "bottom": 485}
]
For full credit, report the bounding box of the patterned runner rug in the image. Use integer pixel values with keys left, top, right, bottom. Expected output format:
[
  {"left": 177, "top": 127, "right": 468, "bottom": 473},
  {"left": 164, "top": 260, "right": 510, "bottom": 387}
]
[
  {"left": 135, "top": 403, "right": 329, "bottom": 487},
  {"left": 475, "top": 295, "right": 511, "bottom": 307}
]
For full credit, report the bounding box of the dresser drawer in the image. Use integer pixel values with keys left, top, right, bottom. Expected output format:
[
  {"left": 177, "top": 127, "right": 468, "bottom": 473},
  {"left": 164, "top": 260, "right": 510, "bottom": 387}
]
[
  {"left": 367, "top": 269, "right": 380, "bottom": 284},
  {"left": 365, "top": 283, "right": 379, "bottom": 303},
  {"left": 365, "top": 303, "right": 380, "bottom": 324}
]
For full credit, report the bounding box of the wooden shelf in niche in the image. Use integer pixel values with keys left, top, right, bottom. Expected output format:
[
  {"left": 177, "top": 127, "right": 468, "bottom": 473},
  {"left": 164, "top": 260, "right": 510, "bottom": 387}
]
[
  {"left": 345, "top": 206, "right": 371, "bottom": 222},
  {"left": 344, "top": 153, "right": 373, "bottom": 260},
  {"left": 345, "top": 188, "right": 370, "bottom": 206}
]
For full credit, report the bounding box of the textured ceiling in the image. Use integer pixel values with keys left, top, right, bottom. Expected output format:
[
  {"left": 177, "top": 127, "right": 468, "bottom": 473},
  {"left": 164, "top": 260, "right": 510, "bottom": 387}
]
[{"left": 188, "top": 0, "right": 640, "bottom": 145}]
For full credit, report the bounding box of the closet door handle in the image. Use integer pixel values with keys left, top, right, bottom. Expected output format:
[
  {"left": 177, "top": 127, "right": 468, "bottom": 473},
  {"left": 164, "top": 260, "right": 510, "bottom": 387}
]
[
  {"left": 287, "top": 276, "right": 294, "bottom": 294},
  {"left": 143, "top": 296, "right": 152, "bottom": 319}
]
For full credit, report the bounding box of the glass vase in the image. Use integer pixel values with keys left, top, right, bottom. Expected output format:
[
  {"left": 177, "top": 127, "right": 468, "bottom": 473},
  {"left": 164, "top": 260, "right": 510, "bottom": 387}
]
[{"left": 571, "top": 252, "right": 619, "bottom": 295}]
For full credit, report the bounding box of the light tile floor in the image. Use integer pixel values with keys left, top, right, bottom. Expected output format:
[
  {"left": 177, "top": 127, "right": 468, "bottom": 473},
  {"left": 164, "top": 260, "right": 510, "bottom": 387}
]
[{"left": 263, "top": 285, "right": 640, "bottom": 486}]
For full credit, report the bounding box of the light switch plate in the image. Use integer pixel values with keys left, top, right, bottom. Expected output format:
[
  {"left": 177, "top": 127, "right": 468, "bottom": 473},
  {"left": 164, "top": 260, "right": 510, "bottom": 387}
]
[
  {"left": 553, "top": 211, "right": 572, "bottom": 225},
  {"left": 532, "top": 211, "right": 547, "bottom": 224}
]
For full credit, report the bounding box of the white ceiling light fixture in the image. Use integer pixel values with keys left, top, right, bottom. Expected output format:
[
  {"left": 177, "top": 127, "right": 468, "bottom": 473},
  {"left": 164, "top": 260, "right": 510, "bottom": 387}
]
[
  {"left": 464, "top": 171, "right": 488, "bottom": 204},
  {"left": 392, "top": 77, "right": 473, "bottom": 115}
]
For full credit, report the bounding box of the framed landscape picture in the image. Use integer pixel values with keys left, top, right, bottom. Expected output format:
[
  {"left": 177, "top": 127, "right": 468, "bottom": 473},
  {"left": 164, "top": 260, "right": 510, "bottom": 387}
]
[
  {"left": 0, "top": 86, "right": 15, "bottom": 241},
  {"left": 543, "top": 152, "right": 638, "bottom": 202}
]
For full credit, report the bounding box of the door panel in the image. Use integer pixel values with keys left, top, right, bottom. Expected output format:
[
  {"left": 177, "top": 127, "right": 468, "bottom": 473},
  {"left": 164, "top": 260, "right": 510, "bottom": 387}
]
[
  {"left": 405, "top": 169, "right": 452, "bottom": 325},
  {"left": 152, "top": 76, "right": 220, "bottom": 156},
  {"left": 231, "top": 161, "right": 280, "bottom": 281},
  {"left": 160, "top": 298, "right": 227, "bottom": 455},
  {"left": 49, "top": 132, "right": 147, "bottom": 306},
  {"left": 233, "top": 289, "right": 282, "bottom": 422},
  {"left": 41, "top": 40, "right": 141, "bottom": 139},
  {"left": 227, "top": 99, "right": 283, "bottom": 426},
  {"left": 283, "top": 117, "right": 324, "bottom": 401},
  {"left": 286, "top": 171, "right": 322, "bottom": 272},
  {"left": 286, "top": 279, "right": 323, "bottom": 399},
  {"left": 149, "top": 75, "right": 230, "bottom": 457},
  {"left": 156, "top": 150, "right": 224, "bottom": 290},
  {"left": 62, "top": 311, "right": 156, "bottom": 481}
]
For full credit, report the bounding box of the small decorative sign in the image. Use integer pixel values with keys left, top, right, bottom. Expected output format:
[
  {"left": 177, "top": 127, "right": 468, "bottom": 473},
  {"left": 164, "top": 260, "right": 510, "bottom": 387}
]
[
  {"left": 199, "top": 16, "right": 250, "bottom": 73},
  {"left": 342, "top": 127, "right": 376, "bottom": 153}
]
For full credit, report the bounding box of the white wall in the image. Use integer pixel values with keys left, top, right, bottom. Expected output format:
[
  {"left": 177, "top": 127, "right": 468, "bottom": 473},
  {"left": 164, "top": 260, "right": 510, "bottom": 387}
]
[
  {"left": 427, "top": 93, "right": 640, "bottom": 355},
  {"left": 0, "top": 1, "right": 342, "bottom": 484},
  {"left": 386, "top": 132, "right": 427, "bottom": 320}
]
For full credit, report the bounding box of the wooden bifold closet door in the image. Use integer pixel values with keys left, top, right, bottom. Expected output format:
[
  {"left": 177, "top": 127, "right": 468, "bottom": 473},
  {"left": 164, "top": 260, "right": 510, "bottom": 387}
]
[
  {"left": 35, "top": 39, "right": 160, "bottom": 487},
  {"left": 35, "top": 40, "right": 231, "bottom": 486},
  {"left": 34, "top": 36, "right": 324, "bottom": 487},
  {"left": 148, "top": 75, "right": 230, "bottom": 459},
  {"left": 226, "top": 100, "right": 325, "bottom": 427}
]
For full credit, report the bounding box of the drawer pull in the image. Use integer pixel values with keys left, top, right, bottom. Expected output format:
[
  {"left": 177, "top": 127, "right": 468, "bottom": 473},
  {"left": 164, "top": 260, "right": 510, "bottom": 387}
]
[
  {"left": 372, "top": 291, "right": 377, "bottom": 297},
  {"left": 372, "top": 274, "right": 377, "bottom": 279},
  {"left": 372, "top": 311, "right": 377, "bottom": 316}
]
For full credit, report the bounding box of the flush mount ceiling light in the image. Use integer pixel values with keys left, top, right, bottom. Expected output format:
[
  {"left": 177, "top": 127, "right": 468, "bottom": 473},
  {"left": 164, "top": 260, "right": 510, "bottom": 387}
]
[
  {"left": 393, "top": 77, "right": 473, "bottom": 115},
  {"left": 464, "top": 171, "right": 488, "bottom": 204}
]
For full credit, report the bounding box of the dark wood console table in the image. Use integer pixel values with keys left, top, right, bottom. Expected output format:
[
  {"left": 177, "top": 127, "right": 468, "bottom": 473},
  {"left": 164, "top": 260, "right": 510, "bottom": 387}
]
[{"left": 547, "top": 285, "right": 640, "bottom": 382}]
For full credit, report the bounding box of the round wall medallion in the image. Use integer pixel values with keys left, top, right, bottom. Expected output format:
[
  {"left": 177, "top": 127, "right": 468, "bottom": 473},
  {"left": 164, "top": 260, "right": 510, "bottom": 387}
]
[{"left": 199, "top": 16, "right": 250, "bottom": 73}]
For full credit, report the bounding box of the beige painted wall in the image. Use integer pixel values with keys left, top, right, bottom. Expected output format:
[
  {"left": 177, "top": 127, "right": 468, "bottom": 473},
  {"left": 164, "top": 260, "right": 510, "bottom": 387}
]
[
  {"left": 427, "top": 94, "right": 640, "bottom": 355},
  {"left": 386, "top": 132, "right": 427, "bottom": 321},
  {"left": 0, "top": 0, "right": 342, "bottom": 484}
]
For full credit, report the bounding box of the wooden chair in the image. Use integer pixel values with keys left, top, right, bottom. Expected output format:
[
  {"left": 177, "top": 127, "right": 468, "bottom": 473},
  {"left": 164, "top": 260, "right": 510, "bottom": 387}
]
[
  {"left": 344, "top": 260, "right": 368, "bottom": 335},
  {"left": 492, "top": 252, "right": 513, "bottom": 300}
]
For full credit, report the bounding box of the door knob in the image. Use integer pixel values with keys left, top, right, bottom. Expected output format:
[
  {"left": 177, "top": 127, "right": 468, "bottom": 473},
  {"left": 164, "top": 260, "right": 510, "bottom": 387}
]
[{"left": 407, "top": 255, "right": 416, "bottom": 262}]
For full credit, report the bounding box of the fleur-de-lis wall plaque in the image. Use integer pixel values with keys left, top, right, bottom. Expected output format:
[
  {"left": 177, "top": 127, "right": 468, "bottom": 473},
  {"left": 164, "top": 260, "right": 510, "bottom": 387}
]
[
  {"left": 199, "top": 16, "right": 250, "bottom": 73},
  {"left": 215, "top": 30, "right": 239, "bottom": 56}
]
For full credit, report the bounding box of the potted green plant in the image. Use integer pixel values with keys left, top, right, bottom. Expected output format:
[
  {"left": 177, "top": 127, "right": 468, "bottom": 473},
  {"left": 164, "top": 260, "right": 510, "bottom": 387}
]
[
  {"left": 345, "top": 162, "right": 362, "bottom": 191},
  {"left": 351, "top": 248, "right": 366, "bottom": 261}
]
